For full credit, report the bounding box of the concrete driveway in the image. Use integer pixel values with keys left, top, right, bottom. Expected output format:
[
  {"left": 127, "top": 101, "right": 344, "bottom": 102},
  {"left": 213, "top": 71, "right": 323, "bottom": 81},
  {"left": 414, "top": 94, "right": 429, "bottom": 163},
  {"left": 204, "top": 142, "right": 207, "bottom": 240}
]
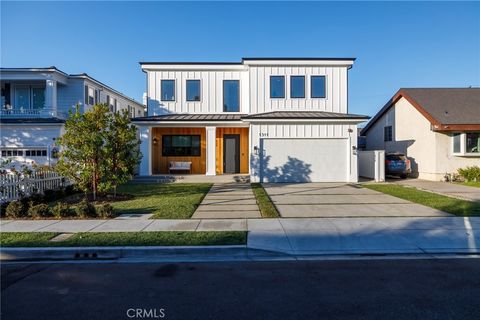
[{"left": 263, "top": 183, "right": 451, "bottom": 218}]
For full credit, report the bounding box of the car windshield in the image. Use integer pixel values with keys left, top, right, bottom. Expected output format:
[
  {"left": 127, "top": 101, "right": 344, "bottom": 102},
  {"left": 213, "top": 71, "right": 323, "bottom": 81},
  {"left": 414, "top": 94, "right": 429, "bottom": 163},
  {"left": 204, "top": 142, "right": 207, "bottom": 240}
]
[{"left": 386, "top": 155, "right": 406, "bottom": 161}]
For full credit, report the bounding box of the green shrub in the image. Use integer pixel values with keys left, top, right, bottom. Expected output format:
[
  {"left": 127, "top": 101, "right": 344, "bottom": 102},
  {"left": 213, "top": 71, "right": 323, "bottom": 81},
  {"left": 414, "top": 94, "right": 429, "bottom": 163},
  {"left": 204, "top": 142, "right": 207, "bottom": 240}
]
[
  {"left": 75, "top": 199, "right": 96, "bottom": 218},
  {"left": 28, "top": 203, "right": 51, "bottom": 218},
  {"left": 28, "top": 192, "right": 44, "bottom": 205},
  {"left": 96, "top": 203, "right": 115, "bottom": 218},
  {"left": 5, "top": 200, "right": 27, "bottom": 218},
  {"left": 42, "top": 189, "right": 58, "bottom": 202},
  {"left": 458, "top": 166, "right": 480, "bottom": 182},
  {"left": 52, "top": 202, "right": 72, "bottom": 218}
]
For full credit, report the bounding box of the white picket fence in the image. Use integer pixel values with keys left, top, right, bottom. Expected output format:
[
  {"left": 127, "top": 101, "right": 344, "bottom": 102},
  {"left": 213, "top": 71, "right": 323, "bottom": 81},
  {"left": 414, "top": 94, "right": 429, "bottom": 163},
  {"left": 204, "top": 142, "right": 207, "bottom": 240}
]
[{"left": 0, "top": 170, "right": 69, "bottom": 203}]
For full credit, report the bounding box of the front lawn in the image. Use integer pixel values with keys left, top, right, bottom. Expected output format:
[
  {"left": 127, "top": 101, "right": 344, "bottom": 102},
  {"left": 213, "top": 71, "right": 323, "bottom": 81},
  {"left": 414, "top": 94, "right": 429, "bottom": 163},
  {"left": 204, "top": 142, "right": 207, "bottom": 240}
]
[
  {"left": 113, "top": 183, "right": 212, "bottom": 219},
  {"left": 457, "top": 181, "right": 480, "bottom": 188},
  {"left": 0, "top": 231, "right": 247, "bottom": 247},
  {"left": 364, "top": 184, "right": 480, "bottom": 216}
]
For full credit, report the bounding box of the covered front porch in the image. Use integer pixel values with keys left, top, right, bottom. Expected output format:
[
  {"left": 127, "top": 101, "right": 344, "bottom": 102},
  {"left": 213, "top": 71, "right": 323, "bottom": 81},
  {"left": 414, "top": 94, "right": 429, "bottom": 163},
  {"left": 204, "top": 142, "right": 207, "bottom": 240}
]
[{"left": 136, "top": 121, "right": 250, "bottom": 177}]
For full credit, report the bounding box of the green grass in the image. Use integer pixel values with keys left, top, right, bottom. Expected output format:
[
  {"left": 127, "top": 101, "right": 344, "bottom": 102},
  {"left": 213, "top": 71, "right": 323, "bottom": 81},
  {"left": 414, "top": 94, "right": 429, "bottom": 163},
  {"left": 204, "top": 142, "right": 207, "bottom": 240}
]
[
  {"left": 251, "top": 183, "right": 280, "bottom": 218},
  {"left": 0, "top": 231, "right": 247, "bottom": 247},
  {"left": 113, "top": 183, "right": 212, "bottom": 219},
  {"left": 364, "top": 184, "right": 480, "bottom": 216},
  {"left": 457, "top": 181, "right": 480, "bottom": 188}
]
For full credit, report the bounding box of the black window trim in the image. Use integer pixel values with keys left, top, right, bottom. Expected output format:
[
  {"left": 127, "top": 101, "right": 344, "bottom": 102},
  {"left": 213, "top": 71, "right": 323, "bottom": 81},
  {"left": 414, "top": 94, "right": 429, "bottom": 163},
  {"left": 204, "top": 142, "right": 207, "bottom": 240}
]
[
  {"left": 186, "top": 79, "right": 201, "bottom": 102},
  {"left": 384, "top": 126, "right": 393, "bottom": 142},
  {"left": 270, "top": 75, "right": 285, "bottom": 99},
  {"left": 162, "top": 134, "right": 201, "bottom": 157},
  {"left": 311, "top": 75, "right": 327, "bottom": 99},
  {"left": 161, "top": 79, "right": 176, "bottom": 102},
  {"left": 223, "top": 79, "right": 240, "bottom": 112},
  {"left": 290, "top": 75, "right": 305, "bottom": 99}
]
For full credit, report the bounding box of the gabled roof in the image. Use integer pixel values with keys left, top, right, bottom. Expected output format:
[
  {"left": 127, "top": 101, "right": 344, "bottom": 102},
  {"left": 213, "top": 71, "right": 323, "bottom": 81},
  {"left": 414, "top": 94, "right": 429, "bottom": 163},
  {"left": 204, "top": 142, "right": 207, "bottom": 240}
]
[
  {"left": 361, "top": 88, "right": 480, "bottom": 134},
  {"left": 242, "top": 111, "right": 369, "bottom": 120}
]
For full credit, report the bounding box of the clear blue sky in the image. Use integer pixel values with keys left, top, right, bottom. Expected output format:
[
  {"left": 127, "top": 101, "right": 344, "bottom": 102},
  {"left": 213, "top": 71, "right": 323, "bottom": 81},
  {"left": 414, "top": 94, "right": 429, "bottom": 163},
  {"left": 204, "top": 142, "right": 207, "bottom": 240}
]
[{"left": 1, "top": 1, "right": 479, "bottom": 117}]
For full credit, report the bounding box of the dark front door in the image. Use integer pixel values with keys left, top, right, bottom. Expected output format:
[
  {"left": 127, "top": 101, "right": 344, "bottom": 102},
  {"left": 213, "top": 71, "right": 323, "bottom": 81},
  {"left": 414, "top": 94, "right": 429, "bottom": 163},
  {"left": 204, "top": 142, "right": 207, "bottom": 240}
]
[{"left": 223, "top": 134, "right": 240, "bottom": 174}]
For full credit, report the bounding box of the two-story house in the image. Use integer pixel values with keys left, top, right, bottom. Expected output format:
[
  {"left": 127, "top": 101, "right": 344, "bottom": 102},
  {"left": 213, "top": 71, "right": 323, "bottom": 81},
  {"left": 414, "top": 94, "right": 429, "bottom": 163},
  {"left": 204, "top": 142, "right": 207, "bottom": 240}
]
[
  {"left": 1, "top": 67, "right": 144, "bottom": 166},
  {"left": 134, "top": 58, "right": 369, "bottom": 183}
]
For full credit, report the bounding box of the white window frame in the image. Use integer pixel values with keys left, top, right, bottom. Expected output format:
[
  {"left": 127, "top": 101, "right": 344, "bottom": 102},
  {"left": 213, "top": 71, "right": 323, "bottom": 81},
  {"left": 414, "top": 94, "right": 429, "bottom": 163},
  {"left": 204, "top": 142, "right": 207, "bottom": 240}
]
[{"left": 451, "top": 132, "right": 480, "bottom": 156}]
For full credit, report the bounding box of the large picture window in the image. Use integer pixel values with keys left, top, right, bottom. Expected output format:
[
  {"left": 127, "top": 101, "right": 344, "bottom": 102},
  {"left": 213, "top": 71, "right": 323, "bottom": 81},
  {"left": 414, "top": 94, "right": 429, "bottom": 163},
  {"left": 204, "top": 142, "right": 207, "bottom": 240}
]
[
  {"left": 452, "top": 132, "right": 480, "bottom": 155},
  {"left": 162, "top": 135, "right": 201, "bottom": 157},
  {"left": 223, "top": 80, "right": 240, "bottom": 112}
]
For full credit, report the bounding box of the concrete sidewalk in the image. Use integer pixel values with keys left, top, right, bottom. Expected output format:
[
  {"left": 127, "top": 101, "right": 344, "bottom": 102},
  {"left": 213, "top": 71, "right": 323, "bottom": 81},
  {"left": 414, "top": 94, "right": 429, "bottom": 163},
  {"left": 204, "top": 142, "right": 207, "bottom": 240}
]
[
  {"left": 2, "top": 217, "right": 480, "bottom": 256},
  {"left": 396, "top": 179, "right": 480, "bottom": 202}
]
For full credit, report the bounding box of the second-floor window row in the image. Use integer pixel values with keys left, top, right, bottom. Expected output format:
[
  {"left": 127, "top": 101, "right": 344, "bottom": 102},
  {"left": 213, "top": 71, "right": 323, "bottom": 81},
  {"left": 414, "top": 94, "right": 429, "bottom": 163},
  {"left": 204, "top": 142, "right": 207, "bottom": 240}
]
[
  {"left": 270, "top": 75, "right": 326, "bottom": 99},
  {"left": 161, "top": 79, "right": 202, "bottom": 103}
]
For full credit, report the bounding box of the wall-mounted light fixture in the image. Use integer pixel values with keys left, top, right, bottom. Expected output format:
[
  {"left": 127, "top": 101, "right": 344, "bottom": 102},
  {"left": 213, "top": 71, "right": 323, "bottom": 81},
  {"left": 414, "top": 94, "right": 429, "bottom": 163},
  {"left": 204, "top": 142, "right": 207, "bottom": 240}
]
[
  {"left": 254, "top": 146, "right": 259, "bottom": 155},
  {"left": 152, "top": 137, "right": 158, "bottom": 145},
  {"left": 348, "top": 128, "right": 354, "bottom": 133}
]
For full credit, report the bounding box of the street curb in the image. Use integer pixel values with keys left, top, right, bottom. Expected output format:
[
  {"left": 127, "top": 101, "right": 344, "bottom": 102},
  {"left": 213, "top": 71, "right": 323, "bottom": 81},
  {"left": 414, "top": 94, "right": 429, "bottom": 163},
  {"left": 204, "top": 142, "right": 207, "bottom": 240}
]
[{"left": 0, "top": 245, "right": 288, "bottom": 262}]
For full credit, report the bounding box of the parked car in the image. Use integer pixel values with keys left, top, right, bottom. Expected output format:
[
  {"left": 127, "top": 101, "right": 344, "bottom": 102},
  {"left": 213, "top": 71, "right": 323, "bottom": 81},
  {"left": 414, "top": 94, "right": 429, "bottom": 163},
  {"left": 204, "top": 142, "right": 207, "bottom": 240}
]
[{"left": 385, "top": 153, "right": 411, "bottom": 179}]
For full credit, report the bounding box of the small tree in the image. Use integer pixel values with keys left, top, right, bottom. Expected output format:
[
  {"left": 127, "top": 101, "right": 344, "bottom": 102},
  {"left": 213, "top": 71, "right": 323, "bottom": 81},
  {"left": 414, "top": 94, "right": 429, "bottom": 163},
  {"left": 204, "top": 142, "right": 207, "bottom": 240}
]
[
  {"left": 102, "top": 109, "right": 142, "bottom": 197},
  {"left": 55, "top": 104, "right": 140, "bottom": 200}
]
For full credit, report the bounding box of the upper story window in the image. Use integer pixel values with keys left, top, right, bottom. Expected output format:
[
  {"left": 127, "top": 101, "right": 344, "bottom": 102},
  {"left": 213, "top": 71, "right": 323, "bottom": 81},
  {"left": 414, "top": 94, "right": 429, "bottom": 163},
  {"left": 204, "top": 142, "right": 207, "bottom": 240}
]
[
  {"left": 186, "top": 80, "right": 201, "bottom": 102},
  {"left": 311, "top": 76, "right": 326, "bottom": 98},
  {"left": 290, "top": 76, "right": 305, "bottom": 98},
  {"left": 161, "top": 80, "right": 175, "bottom": 101},
  {"left": 85, "top": 86, "right": 95, "bottom": 105},
  {"left": 223, "top": 80, "right": 240, "bottom": 112},
  {"left": 384, "top": 126, "right": 393, "bottom": 142},
  {"left": 270, "top": 76, "right": 285, "bottom": 98},
  {"left": 13, "top": 85, "right": 45, "bottom": 109}
]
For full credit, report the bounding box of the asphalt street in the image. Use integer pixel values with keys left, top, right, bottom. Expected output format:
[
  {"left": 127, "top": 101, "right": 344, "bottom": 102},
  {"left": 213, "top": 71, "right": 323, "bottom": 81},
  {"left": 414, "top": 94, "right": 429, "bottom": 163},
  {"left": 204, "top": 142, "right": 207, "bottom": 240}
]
[{"left": 2, "top": 258, "right": 480, "bottom": 320}]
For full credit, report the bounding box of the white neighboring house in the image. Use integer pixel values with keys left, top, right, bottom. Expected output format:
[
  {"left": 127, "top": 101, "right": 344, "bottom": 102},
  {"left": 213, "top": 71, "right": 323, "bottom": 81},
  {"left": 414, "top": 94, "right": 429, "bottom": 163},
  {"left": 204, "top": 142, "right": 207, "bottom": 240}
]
[
  {"left": 1, "top": 67, "right": 144, "bottom": 167},
  {"left": 361, "top": 88, "right": 480, "bottom": 181},
  {"left": 134, "top": 58, "right": 369, "bottom": 183}
]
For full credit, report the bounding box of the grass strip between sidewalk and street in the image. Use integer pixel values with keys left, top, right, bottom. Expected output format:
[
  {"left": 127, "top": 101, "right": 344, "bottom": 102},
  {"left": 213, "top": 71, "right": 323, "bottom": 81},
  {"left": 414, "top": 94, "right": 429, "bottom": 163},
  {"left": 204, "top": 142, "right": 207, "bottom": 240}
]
[
  {"left": 364, "top": 184, "right": 480, "bottom": 216},
  {"left": 0, "top": 231, "right": 247, "bottom": 247},
  {"left": 251, "top": 183, "right": 280, "bottom": 218}
]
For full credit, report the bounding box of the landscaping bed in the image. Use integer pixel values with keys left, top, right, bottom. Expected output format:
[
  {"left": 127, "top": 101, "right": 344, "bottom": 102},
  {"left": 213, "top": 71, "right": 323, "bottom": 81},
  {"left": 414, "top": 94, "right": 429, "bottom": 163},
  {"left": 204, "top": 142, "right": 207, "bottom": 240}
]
[
  {"left": 0, "top": 231, "right": 247, "bottom": 247},
  {"left": 364, "top": 184, "right": 480, "bottom": 216}
]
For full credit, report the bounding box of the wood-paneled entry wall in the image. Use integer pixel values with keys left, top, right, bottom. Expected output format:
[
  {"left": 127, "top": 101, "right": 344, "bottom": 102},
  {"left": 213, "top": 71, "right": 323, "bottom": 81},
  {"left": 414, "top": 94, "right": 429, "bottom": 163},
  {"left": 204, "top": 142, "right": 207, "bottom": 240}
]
[
  {"left": 216, "top": 128, "right": 249, "bottom": 174},
  {"left": 152, "top": 127, "right": 206, "bottom": 174}
]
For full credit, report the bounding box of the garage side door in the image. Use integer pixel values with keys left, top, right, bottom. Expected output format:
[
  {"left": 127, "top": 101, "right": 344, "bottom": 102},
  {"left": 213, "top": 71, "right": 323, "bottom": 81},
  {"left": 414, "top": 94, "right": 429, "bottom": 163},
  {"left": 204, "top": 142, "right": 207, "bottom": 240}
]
[{"left": 261, "top": 138, "right": 348, "bottom": 182}]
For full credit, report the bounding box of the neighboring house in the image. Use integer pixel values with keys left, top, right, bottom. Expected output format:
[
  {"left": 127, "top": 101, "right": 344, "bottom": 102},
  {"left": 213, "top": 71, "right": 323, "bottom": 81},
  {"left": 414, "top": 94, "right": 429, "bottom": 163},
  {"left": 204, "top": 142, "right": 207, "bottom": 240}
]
[
  {"left": 1, "top": 67, "right": 144, "bottom": 166},
  {"left": 134, "top": 58, "right": 369, "bottom": 183},
  {"left": 361, "top": 88, "right": 480, "bottom": 181}
]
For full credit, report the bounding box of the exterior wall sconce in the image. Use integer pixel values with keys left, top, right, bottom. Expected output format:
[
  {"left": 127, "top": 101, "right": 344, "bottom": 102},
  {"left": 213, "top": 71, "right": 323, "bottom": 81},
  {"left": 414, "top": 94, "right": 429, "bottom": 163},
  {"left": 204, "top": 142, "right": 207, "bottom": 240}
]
[
  {"left": 152, "top": 137, "right": 158, "bottom": 145},
  {"left": 254, "top": 146, "right": 259, "bottom": 155},
  {"left": 348, "top": 128, "right": 354, "bottom": 133}
]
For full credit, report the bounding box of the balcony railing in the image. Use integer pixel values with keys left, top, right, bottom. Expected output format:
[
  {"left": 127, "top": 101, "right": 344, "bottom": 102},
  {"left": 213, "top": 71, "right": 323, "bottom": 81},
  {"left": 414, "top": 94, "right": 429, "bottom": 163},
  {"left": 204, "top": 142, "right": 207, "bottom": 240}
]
[{"left": 0, "top": 107, "right": 67, "bottom": 119}]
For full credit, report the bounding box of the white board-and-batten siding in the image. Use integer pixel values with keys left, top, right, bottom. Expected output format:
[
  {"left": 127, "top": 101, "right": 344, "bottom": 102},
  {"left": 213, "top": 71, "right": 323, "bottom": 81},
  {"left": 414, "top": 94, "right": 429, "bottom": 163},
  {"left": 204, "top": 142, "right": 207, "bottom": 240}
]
[
  {"left": 147, "top": 70, "right": 249, "bottom": 115},
  {"left": 248, "top": 66, "right": 347, "bottom": 114}
]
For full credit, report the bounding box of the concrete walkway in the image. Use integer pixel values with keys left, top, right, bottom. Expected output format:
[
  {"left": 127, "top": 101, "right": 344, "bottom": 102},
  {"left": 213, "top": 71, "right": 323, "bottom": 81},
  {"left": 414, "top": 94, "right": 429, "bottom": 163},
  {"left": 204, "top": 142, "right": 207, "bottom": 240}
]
[
  {"left": 395, "top": 179, "right": 480, "bottom": 202},
  {"left": 2, "top": 217, "right": 480, "bottom": 255},
  {"left": 191, "top": 183, "right": 261, "bottom": 219}
]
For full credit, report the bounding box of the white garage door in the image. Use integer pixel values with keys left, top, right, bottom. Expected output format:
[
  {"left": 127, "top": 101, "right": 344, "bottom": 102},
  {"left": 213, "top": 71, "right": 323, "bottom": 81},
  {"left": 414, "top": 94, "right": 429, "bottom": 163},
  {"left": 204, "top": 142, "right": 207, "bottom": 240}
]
[{"left": 261, "top": 138, "right": 348, "bottom": 182}]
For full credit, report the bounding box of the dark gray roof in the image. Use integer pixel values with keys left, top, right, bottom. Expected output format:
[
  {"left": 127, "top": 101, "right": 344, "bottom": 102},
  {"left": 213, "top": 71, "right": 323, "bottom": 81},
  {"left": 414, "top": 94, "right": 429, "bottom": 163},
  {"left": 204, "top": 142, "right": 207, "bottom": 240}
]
[
  {"left": 0, "top": 118, "right": 65, "bottom": 124},
  {"left": 132, "top": 114, "right": 244, "bottom": 122},
  {"left": 242, "top": 111, "right": 369, "bottom": 120},
  {"left": 362, "top": 88, "right": 480, "bottom": 134},
  {"left": 401, "top": 88, "right": 480, "bottom": 125}
]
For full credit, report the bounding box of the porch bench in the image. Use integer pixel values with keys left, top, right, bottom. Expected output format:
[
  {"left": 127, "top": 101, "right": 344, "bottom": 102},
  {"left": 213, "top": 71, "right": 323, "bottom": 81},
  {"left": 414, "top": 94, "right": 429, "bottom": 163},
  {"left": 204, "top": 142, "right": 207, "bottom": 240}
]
[{"left": 169, "top": 161, "right": 192, "bottom": 174}]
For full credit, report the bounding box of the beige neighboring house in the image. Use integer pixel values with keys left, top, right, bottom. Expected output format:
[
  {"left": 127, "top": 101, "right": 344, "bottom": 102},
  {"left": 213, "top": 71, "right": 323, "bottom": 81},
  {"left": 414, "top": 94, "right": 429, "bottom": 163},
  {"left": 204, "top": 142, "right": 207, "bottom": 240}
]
[{"left": 361, "top": 88, "right": 480, "bottom": 181}]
